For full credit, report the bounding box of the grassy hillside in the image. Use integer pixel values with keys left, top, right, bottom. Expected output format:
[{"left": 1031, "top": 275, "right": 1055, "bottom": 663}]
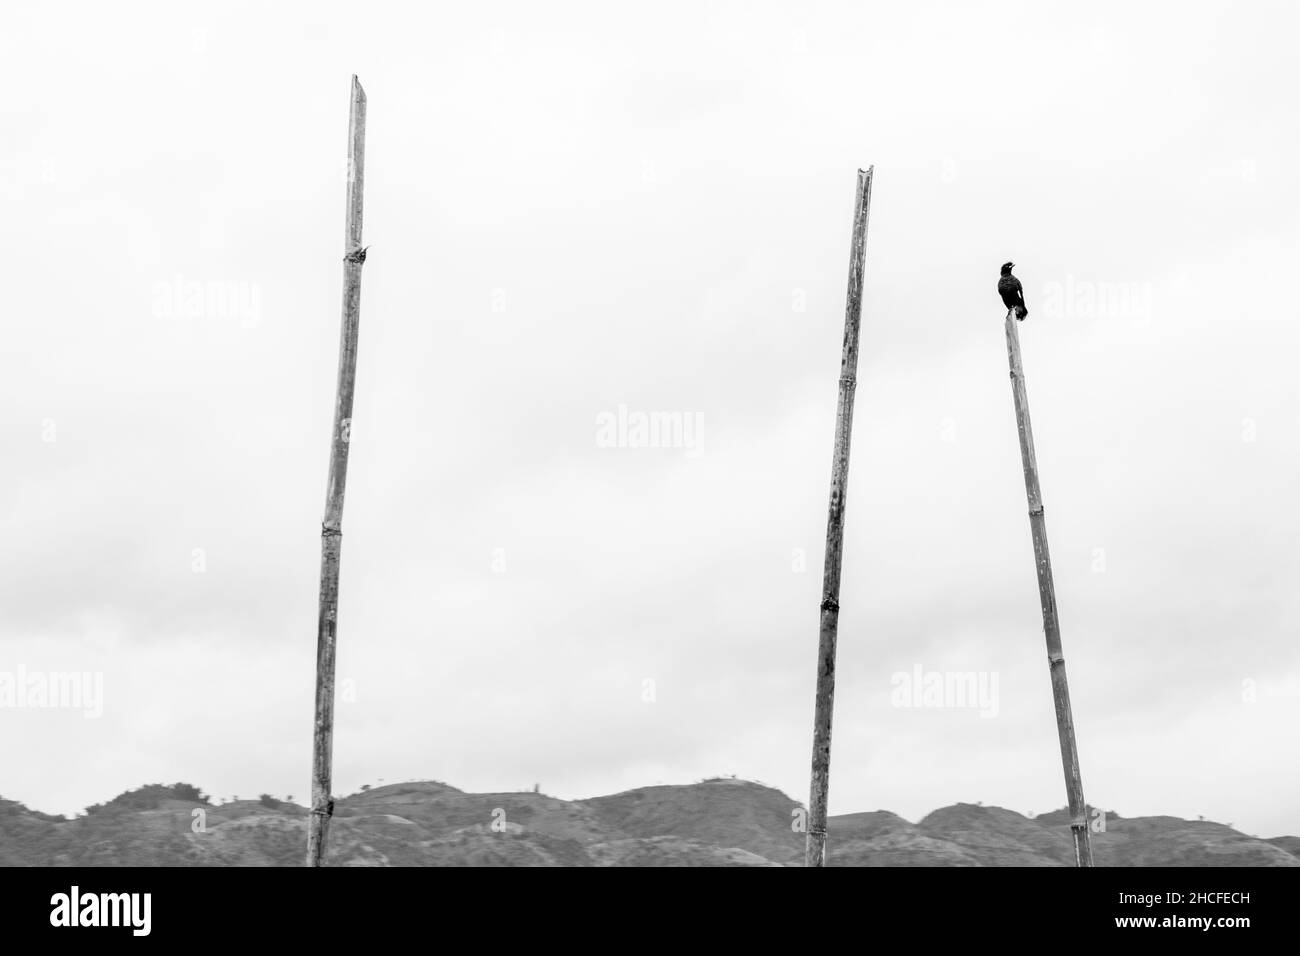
[{"left": 1, "top": 780, "right": 1295, "bottom": 867}]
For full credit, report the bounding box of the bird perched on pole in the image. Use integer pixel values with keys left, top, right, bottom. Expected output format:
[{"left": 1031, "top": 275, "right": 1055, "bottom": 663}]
[{"left": 998, "top": 262, "right": 1029, "bottom": 320}]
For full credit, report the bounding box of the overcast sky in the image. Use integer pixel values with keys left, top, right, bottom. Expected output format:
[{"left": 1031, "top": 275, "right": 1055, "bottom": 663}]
[{"left": 2, "top": 0, "right": 1297, "bottom": 840}]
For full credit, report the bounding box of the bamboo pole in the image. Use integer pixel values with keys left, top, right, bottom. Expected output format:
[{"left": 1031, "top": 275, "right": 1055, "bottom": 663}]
[
  {"left": 308, "top": 74, "right": 367, "bottom": 868},
  {"left": 1004, "top": 311, "right": 1093, "bottom": 867},
  {"left": 805, "top": 167, "right": 873, "bottom": 868}
]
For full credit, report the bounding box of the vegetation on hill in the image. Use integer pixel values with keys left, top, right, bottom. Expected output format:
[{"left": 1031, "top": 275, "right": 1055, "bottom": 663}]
[{"left": 0, "top": 780, "right": 1294, "bottom": 867}]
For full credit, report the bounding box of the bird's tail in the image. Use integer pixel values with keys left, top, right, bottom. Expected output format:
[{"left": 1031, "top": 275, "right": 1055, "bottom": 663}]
[{"left": 1015, "top": 305, "right": 1028, "bottom": 320}]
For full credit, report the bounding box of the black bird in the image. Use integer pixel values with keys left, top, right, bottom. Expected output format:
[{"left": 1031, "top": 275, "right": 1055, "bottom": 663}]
[{"left": 998, "top": 262, "right": 1028, "bottom": 320}]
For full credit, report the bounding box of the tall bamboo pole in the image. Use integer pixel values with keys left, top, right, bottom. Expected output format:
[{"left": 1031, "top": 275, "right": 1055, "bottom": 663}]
[
  {"left": 308, "top": 74, "right": 367, "bottom": 867},
  {"left": 805, "top": 167, "right": 873, "bottom": 868},
  {"left": 1004, "top": 311, "right": 1093, "bottom": 867}
]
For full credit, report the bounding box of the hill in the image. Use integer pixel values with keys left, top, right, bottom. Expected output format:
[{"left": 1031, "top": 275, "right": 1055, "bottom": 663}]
[{"left": 1, "top": 779, "right": 1295, "bottom": 866}]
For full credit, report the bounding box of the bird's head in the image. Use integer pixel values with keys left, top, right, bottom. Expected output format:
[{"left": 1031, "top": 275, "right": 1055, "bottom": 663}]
[{"left": 1000, "top": 261, "right": 1015, "bottom": 276}]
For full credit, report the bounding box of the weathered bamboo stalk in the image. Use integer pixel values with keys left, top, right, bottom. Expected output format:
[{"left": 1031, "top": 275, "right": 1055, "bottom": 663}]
[
  {"left": 806, "top": 167, "right": 873, "bottom": 868},
  {"left": 1004, "top": 311, "right": 1094, "bottom": 867},
  {"left": 308, "top": 74, "right": 367, "bottom": 868}
]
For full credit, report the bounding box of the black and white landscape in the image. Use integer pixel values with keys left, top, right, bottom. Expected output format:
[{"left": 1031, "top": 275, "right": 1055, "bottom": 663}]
[{"left": 2, "top": 0, "right": 1297, "bottom": 870}]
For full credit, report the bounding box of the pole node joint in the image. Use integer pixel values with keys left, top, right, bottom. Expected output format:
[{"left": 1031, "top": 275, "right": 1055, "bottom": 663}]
[
  {"left": 343, "top": 245, "right": 369, "bottom": 264},
  {"left": 1028, "top": 504, "right": 1044, "bottom": 516},
  {"left": 321, "top": 525, "right": 342, "bottom": 538},
  {"left": 819, "top": 598, "right": 840, "bottom": 613},
  {"left": 310, "top": 799, "right": 335, "bottom": 819}
]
